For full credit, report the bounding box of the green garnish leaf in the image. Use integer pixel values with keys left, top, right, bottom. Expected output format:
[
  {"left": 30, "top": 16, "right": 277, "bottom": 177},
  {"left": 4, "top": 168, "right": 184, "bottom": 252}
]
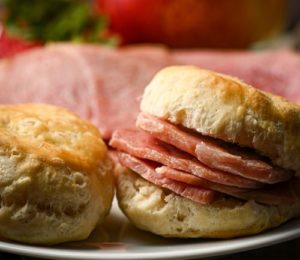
[{"left": 3, "top": 0, "right": 118, "bottom": 45}]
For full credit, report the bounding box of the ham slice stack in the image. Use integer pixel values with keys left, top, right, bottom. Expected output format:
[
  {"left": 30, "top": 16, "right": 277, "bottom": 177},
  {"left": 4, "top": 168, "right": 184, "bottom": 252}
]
[{"left": 110, "top": 113, "right": 296, "bottom": 206}]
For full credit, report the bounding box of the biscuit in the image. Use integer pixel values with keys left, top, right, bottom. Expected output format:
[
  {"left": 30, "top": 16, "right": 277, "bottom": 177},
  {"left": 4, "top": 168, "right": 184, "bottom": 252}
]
[{"left": 0, "top": 104, "right": 114, "bottom": 245}]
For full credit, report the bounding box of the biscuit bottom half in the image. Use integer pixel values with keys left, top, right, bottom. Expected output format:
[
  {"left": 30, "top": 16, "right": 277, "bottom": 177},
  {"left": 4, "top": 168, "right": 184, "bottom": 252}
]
[{"left": 116, "top": 166, "right": 300, "bottom": 238}]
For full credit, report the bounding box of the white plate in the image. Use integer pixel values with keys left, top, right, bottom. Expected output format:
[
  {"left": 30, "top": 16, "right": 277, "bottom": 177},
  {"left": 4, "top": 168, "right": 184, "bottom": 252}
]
[{"left": 0, "top": 200, "right": 300, "bottom": 260}]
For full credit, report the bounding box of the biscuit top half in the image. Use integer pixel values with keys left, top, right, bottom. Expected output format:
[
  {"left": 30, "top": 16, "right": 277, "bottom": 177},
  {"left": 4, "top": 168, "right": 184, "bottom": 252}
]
[
  {"left": 141, "top": 66, "right": 300, "bottom": 174},
  {"left": 0, "top": 104, "right": 107, "bottom": 172}
]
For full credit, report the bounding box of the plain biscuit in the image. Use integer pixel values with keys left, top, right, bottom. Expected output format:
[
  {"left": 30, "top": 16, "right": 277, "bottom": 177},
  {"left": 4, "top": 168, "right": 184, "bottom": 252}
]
[{"left": 0, "top": 104, "right": 114, "bottom": 245}]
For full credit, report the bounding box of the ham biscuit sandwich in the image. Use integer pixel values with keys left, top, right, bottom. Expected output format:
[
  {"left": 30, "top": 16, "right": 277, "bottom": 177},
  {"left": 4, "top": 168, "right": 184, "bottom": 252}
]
[{"left": 110, "top": 66, "right": 300, "bottom": 238}]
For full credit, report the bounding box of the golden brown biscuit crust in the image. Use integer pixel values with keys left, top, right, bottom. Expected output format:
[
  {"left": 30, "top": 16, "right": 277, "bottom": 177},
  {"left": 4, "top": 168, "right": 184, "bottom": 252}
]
[{"left": 141, "top": 66, "right": 300, "bottom": 174}]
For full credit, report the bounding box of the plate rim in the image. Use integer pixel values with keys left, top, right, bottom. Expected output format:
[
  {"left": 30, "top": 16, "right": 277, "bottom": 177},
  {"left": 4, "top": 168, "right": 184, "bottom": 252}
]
[{"left": 0, "top": 218, "right": 300, "bottom": 260}]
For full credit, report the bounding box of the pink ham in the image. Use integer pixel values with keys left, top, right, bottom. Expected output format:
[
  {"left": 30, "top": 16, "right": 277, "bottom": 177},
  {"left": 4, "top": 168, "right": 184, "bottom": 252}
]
[
  {"left": 137, "top": 113, "right": 293, "bottom": 184},
  {"left": 0, "top": 46, "right": 99, "bottom": 123},
  {"left": 117, "top": 151, "right": 216, "bottom": 204},
  {"left": 156, "top": 166, "right": 246, "bottom": 194},
  {"left": 47, "top": 44, "right": 171, "bottom": 139},
  {"left": 0, "top": 44, "right": 171, "bottom": 139},
  {"left": 1, "top": 45, "right": 300, "bottom": 141},
  {"left": 110, "top": 128, "right": 262, "bottom": 189},
  {"left": 158, "top": 166, "right": 299, "bottom": 205}
]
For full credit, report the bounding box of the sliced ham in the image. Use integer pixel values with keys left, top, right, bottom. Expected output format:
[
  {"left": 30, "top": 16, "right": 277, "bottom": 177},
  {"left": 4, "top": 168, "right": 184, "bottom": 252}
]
[
  {"left": 0, "top": 44, "right": 171, "bottom": 139},
  {"left": 0, "top": 46, "right": 99, "bottom": 123},
  {"left": 47, "top": 44, "right": 171, "bottom": 139},
  {"left": 110, "top": 129, "right": 261, "bottom": 189},
  {"left": 136, "top": 113, "right": 293, "bottom": 184},
  {"left": 117, "top": 151, "right": 216, "bottom": 204},
  {"left": 158, "top": 166, "right": 298, "bottom": 205},
  {"left": 156, "top": 166, "right": 246, "bottom": 194}
]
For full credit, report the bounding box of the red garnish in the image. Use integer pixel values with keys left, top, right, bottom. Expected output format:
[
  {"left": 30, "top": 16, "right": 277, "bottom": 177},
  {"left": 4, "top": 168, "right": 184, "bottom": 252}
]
[{"left": 0, "top": 23, "right": 41, "bottom": 58}]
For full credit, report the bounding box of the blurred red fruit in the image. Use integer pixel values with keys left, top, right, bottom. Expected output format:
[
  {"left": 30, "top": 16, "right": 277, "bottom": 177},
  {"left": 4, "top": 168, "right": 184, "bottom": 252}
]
[
  {"left": 0, "top": 25, "right": 40, "bottom": 58},
  {"left": 97, "top": 0, "right": 287, "bottom": 48}
]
